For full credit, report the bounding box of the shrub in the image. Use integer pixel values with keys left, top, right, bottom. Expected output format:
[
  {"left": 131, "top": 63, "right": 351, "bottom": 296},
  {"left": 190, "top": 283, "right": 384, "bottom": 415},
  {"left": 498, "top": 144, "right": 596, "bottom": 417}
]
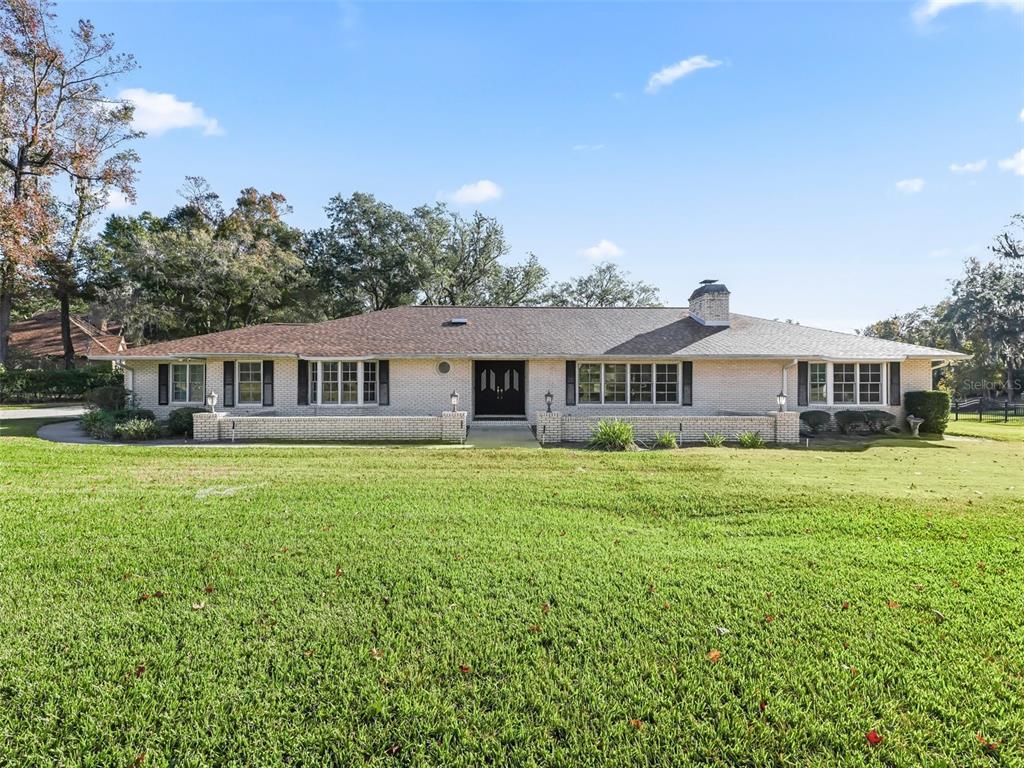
[
  {"left": 737, "top": 431, "right": 765, "bottom": 448},
  {"left": 85, "top": 384, "right": 128, "bottom": 411},
  {"left": 799, "top": 410, "right": 831, "bottom": 433},
  {"left": 905, "top": 390, "right": 950, "bottom": 434},
  {"left": 587, "top": 420, "right": 636, "bottom": 451},
  {"left": 80, "top": 409, "right": 116, "bottom": 440},
  {"left": 862, "top": 410, "right": 897, "bottom": 434},
  {"left": 113, "top": 417, "right": 162, "bottom": 441},
  {"left": 652, "top": 431, "right": 677, "bottom": 449},
  {"left": 703, "top": 432, "right": 726, "bottom": 447},
  {"left": 0, "top": 365, "right": 122, "bottom": 403},
  {"left": 168, "top": 406, "right": 207, "bottom": 436},
  {"left": 834, "top": 410, "right": 870, "bottom": 435}
]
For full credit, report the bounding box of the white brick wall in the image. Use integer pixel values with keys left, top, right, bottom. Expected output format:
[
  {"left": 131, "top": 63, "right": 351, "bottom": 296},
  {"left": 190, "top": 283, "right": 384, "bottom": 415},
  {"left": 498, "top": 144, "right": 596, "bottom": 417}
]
[
  {"left": 126, "top": 356, "right": 936, "bottom": 430},
  {"left": 192, "top": 410, "right": 467, "bottom": 443},
  {"left": 541, "top": 411, "right": 798, "bottom": 444}
]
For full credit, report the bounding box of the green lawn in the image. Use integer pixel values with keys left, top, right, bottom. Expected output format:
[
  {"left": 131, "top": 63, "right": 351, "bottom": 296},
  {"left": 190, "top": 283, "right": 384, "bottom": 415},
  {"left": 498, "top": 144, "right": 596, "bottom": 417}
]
[
  {"left": 0, "top": 416, "right": 68, "bottom": 438},
  {"left": 0, "top": 435, "right": 1021, "bottom": 766},
  {"left": 946, "top": 416, "right": 1024, "bottom": 442}
]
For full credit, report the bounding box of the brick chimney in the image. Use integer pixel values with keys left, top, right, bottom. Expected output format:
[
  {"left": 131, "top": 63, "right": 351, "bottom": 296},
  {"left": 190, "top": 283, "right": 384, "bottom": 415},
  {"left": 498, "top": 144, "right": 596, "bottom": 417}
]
[{"left": 688, "top": 279, "right": 730, "bottom": 327}]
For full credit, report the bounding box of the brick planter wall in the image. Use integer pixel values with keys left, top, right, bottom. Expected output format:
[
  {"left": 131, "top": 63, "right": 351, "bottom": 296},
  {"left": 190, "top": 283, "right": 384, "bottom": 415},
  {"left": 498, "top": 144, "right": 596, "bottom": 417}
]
[
  {"left": 535, "top": 411, "right": 800, "bottom": 445},
  {"left": 192, "top": 411, "right": 467, "bottom": 443}
]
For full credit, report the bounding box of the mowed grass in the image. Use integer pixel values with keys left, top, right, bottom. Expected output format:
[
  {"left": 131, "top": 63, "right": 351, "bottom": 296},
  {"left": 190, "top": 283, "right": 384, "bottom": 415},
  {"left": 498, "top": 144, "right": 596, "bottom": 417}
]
[
  {"left": 946, "top": 416, "right": 1024, "bottom": 443},
  {"left": 0, "top": 436, "right": 1022, "bottom": 766}
]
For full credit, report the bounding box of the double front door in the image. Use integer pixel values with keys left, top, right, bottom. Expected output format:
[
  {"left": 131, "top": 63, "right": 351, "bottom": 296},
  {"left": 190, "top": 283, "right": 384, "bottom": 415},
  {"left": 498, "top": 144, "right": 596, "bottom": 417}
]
[{"left": 474, "top": 360, "right": 526, "bottom": 417}]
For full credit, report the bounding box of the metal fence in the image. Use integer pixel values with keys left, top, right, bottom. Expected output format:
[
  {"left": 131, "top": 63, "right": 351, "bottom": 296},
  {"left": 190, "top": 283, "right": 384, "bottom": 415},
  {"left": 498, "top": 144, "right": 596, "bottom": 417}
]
[{"left": 952, "top": 398, "right": 1024, "bottom": 422}]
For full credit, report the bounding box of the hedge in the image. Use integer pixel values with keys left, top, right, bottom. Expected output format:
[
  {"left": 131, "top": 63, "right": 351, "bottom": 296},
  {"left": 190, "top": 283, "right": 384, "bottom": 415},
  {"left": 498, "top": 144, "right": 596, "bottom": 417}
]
[
  {"left": 0, "top": 365, "right": 122, "bottom": 403},
  {"left": 905, "top": 390, "right": 950, "bottom": 434}
]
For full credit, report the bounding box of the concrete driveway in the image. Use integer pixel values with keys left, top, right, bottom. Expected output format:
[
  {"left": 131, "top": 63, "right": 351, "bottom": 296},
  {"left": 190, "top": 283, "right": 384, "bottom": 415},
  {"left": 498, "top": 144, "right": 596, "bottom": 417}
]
[{"left": 1, "top": 404, "right": 87, "bottom": 420}]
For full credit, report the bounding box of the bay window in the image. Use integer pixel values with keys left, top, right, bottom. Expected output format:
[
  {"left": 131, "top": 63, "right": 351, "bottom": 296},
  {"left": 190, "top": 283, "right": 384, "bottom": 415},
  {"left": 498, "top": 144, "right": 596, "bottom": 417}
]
[{"left": 171, "top": 363, "right": 205, "bottom": 403}]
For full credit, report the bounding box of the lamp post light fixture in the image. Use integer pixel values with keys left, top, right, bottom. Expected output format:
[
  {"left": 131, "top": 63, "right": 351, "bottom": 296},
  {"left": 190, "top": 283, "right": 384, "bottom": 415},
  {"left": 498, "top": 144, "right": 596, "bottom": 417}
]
[
  {"left": 450, "top": 390, "right": 459, "bottom": 412},
  {"left": 205, "top": 390, "right": 218, "bottom": 413},
  {"left": 776, "top": 391, "right": 787, "bottom": 412},
  {"left": 544, "top": 390, "right": 554, "bottom": 413}
]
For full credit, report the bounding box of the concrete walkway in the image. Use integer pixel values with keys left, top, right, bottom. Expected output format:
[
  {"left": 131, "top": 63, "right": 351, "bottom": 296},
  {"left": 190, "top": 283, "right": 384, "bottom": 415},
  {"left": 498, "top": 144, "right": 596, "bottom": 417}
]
[
  {"left": 1, "top": 404, "right": 87, "bottom": 420},
  {"left": 465, "top": 423, "right": 541, "bottom": 448}
]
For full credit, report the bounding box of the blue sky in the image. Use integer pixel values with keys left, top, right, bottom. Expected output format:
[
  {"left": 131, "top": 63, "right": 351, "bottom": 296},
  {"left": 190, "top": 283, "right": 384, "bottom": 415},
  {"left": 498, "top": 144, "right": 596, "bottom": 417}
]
[{"left": 69, "top": 0, "right": 1023, "bottom": 330}]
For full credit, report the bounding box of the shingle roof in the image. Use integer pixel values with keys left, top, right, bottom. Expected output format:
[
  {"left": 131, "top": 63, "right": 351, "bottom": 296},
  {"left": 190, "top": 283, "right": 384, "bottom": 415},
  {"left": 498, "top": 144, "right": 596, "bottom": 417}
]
[
  {"left": 94, "top": 305, "right": 967, "bottom": 361},
  {"left": 8, "top": 310, "right": 125, "bottom": 359}
]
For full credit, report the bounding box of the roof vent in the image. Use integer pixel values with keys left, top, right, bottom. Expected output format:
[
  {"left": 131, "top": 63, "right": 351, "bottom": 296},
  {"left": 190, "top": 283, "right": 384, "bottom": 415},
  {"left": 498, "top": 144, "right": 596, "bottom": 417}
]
[{"left": 449, "top": 317, "right": 468, "bottom": 326}]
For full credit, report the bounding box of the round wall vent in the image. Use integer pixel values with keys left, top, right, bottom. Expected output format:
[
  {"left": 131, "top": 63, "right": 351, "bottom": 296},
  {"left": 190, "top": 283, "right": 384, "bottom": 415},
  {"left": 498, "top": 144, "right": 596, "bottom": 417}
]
[{"left": 437, "top": 360, "right": 451, "bottom": 374}]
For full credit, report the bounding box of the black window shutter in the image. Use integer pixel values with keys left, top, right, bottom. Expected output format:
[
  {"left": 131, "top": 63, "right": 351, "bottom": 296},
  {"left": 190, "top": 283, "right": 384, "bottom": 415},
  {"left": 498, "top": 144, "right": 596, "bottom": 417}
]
[
  {"left": 889, "top": 362, "right": 901, "bottom": 406},
  {"left": 262, "top": 360, "right": 274, "bottom": 406},
  {"left": 682, "top": 361, "right": 693, "bottom": 406},
  {"left": 797, "top": 361, "right": 809, "bottom": 407},
  {"left": 565, "top": 361, "right": 576, "bottom": 406},
  {"left": 378, "top": 360, "right": 390, "bottom": 405},
  {"left": 158, "top": 364, "right": 169, "bottom": 405},
  {"left": 297, "top": 360, "right": 308, "bottom": 405},
  {"left": 222, "top": 361, "right": 235, "bottom": 407}
]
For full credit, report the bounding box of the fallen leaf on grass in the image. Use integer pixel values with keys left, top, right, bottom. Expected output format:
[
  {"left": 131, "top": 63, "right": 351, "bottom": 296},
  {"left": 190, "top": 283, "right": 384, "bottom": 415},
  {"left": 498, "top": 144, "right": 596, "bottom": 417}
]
[
  {"left": 628, "top": 718, "right": 644, "bottom": 730},
  {"left": 849, "top": 666, "right": 859, "bottom": 677},
  {"left": 764, "top": 614, "right": 775, "bottom": 623},
  {"left": 334, "top": 567, "right": 343, "bottom": 578},
  {"left": 866, "top": 729, "right": 883, "bottom": 746},
  {"left": 707, "top": 649, "right": 722, "bottom": 663},
  {"left": 190, "top": 602, "right": 206, "bottom": 611},
  {"left": 203, "top": 584, "right": 215, "bottom": 594},
  {"left": 758, "top": 700, "right": 767, "bottom": 713},
  {"left": 131, "top": 754, "right": 146, "bottom": 767},
  {"left": 662, "top": 601, "right": 670, "bottom": 611},
  {"left": 714, "top": 627, "right": 730, "bottom": 637},
  {"left": 541, "top": 602, "right": 550, "bottom": 615},
  {"left": 385, "top": 744, "right": 400, "bottom": 756},
  {"left": 303, "top": 649, "right": 315, "bottom": 658},
  {"left": 459, "top": 664, "right": 471, "bottom": 674},
  {"left": 528, "top": 624, "right": 542, "bottom": 634},
  {"left": 134, "top": 664, "right": 145, "bottom": 678},
  {"left": 976, "top": 733, "right": 999, "bottom": 752},
  {"left": 841, "top": 601, "right": 850, "bottom": 610},
  {"left": 370, "top": 647, "right": 383, "bottom": 660},
  {"left": 886, "top": 599, "right": 900, "bottom": 609}
]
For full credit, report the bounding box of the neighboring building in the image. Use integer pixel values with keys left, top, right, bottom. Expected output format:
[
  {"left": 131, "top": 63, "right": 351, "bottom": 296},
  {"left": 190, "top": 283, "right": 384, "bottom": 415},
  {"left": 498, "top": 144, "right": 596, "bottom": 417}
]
[
  {"left": 88, "top": 281, "right": 967, "bottom": 443},
  {"left": 7, "top": 310, "right": 125, "bottom": 368}
]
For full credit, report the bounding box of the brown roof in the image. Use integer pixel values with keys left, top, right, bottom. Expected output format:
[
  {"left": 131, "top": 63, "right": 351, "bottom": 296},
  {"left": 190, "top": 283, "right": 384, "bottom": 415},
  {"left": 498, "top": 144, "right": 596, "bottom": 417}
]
[
  {"left": 93, "top": 305, "right": 967, "bottom": 361},
  {"left": 8, "top": 310, "right": 125, "bottom": 359}
]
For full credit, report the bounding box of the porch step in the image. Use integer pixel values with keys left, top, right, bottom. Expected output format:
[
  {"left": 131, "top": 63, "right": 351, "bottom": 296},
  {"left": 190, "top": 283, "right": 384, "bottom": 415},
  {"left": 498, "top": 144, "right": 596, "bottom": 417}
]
[
  {"left": 471, "top": 417, "right": 527, "bottom": 424},
  {"left": 466, "top": 422, "right": 540, "bottom": 448}
]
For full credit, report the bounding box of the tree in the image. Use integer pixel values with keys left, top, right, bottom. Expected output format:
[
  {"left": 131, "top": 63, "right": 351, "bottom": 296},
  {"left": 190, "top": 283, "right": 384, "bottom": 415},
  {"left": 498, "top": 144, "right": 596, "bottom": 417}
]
[
  {"left": 304, "top": 192, "right": 421, "bottom": 315},
  {"left": 543, "top": 262, "right": 660, "bottom": 307},
  {"left": 85, "top": 180, "right": 309, "bottom": 343},
  {"left": 0, "top": 0, "right": 138, "bottom": 364},
  {"left": 412, "top": 204, "right": 548, "bottom": 306},
  {"left": 946, "top": 214, "right": 1024, "bottom": 400}
]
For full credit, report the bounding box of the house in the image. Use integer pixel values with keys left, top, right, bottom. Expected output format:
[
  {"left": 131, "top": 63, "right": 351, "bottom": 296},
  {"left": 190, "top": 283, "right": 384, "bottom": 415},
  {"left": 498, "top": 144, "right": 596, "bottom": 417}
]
[
  {"left": 7, "top": 310, "right": 125, "bottom": 368},
  {"left": 88, "top": 281, "right": 967, "bottom": 444}
]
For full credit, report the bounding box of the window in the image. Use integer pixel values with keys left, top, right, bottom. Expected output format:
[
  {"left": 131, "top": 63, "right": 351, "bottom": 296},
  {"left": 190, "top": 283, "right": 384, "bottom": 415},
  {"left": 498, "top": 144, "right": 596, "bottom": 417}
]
[
  {"left": 340, "top": 362, "right": 358, "bottom": 404},
  {"left": 309, "top": 361, "right": 318, "bottom": 405},
  {"left": 238, "top": 362, "right": 262, "bottom": 404},
  {"left": 322, "top": 362, "right": 340, "bottom": 404},
  {"left": 578, "top": 363, "right": 602, "bottom": 403},
  {"left": 859, "top": 363, "right": 882, "bottom": 404},
  {"left": 630, "top": 364, "right": 653, "bottom": 404},
  {"left": 171, "top": 363, "right": 204, "bottom": 403},
  {"left": 809, "top": 363, "right": 827, "bottom": 404},
  {"left": 833, "top": 364, "right": 856, "bottom": 404},
  {"left": 363, "top": 361, "right": 378, "bottom": 403},
  {"left": 655, "top": 364, "right": 679, "bottom": 404},
  {"left": 603, "top": 364, "right": 627, "bottom": 403}
]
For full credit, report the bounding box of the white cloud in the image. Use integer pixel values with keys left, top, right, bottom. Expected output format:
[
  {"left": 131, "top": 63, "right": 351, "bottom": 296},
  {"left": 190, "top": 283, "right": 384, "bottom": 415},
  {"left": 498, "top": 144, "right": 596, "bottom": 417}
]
[
  {"left": 572, "top": 143, "right": 605, "bottom": 152},
  {"left": 949, "top": 159, "right": 987, "bottom": 173},
  {"left": 580, "top": 239, "right": 624, "bottom": 260},
  {"left": 105, "top": 188, "right": 132, "bottom": 211},
  {"left": 645, "top": 55, "right": 722, "bottom": 94},
  {"left": 448, "top": 179, "right": 503, "bottom": 205},
  {"left": 913, "top": 0, "right": 1024, "bottom": 21},
  {"left": 998, "top": 148, "right": 1024, "bottom": 175},
  {"left": 895, "top": 178, "right": 925, "bottom": 194},
  {"left": 1019, "top": 107, "right": 1024, "bottom": 121},
  {"left": 119, "top": 88, "right": 223, "bottom": 137}
]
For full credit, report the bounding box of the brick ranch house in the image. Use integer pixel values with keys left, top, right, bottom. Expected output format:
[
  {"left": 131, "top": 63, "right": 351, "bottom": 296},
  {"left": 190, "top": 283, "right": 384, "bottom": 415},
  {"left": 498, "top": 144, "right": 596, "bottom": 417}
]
[{"left": 88, "top": 281, "right": 966, "bottom": 444}]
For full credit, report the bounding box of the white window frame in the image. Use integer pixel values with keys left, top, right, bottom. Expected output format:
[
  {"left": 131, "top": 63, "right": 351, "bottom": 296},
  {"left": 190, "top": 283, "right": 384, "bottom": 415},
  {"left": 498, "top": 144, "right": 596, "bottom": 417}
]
[
  {"left": 237, "top": 361, "right": 263, "bottom": 406},
  {"left": 814, "top": 361, "right": 888, "bottom": 407},
  {"left": 171, "top": 363, "right": 205, "bottom": 404},
  {"left": 307, "top": 360, "right": 378, "bottom": 406},
  {"left": 577, "top": 361, "right": 683, "bottom": 406}
]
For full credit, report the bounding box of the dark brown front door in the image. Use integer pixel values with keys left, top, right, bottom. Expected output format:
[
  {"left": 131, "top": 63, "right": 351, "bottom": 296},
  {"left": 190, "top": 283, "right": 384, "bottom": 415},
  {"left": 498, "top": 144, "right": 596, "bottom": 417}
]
[{"left": 474, "top": 361, "right": 526, "bottom": 416}]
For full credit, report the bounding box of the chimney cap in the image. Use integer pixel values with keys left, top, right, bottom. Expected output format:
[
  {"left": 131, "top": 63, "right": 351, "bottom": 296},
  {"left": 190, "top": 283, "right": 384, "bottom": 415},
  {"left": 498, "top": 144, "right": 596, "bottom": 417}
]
[{"left": 689, "top": 281, "right": 730, "bottom": 301}]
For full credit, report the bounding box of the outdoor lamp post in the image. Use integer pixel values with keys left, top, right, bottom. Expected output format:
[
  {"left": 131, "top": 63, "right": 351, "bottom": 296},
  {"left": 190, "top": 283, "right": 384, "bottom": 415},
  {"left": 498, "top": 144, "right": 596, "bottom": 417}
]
[
  {"left": 205, "top": 390, "right": 218, "bottom": 413},
  {"left": 544, "top": 390, "right": 554, "bottom": 412},
  {"left": 450, "top": 390, "right": 459, "bottom": 412},
  {"left": 776, "top": 391, "right": 787, "bottom": 412}
]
